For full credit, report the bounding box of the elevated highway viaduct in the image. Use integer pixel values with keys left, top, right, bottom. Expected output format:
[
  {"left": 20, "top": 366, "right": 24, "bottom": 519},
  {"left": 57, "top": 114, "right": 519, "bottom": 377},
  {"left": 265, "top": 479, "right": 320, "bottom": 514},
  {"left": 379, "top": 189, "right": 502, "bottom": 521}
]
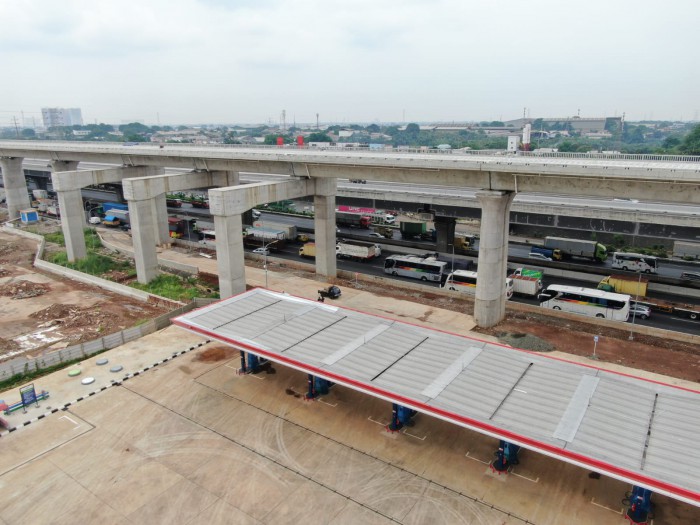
[{"left": 1, "top": 141, "right": 699, "bottom": 327}]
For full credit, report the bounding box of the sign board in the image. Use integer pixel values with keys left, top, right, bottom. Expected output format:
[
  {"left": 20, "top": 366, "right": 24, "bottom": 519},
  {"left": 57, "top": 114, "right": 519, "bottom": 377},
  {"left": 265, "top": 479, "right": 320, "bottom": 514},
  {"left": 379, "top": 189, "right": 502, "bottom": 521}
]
[
  {"left": 20, "top": 384, "right": 38, "bottom": 411},
  {"left": 594, "top": 336, "right": 599, "bottom": 343}
]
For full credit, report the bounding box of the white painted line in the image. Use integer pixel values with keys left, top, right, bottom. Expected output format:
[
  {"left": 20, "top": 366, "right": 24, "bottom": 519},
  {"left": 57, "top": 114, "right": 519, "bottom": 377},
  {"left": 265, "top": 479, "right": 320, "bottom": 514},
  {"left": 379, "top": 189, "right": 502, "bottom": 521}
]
[
  {"left": 318, "top": 399, "right": 338, "bottom": 408},
  {"left": 225, "top": 364, "right": 239, "bottom": 370},
  {"left": 368, "top": 416, "right": 388, "bottom": 426},
  {"left": 510, "top": 470, "right": 539, "bottom": 483},
  {"left": 465, "top": 451, "right": 490, "bottom": 465},
  {"left": 402, "top": 428, "right": 426, "bottom": 441},
  {"left": 59, "top": 415, "right": 78, "bottom": 426},
  {"left": 514, "top": 388, "right": 528, "bottom": 394},
  {"left": 590, "top": 498, "right": 624, "bottom": 515},
  {"left": 247, "top": 374, "right": 265, "bottom": 380}
]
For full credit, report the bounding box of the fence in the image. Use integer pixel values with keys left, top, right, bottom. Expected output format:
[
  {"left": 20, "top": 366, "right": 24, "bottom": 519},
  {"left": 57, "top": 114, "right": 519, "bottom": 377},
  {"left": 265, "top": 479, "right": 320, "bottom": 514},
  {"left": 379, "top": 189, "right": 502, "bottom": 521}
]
[{"left": 0, "top": 298, "right": 216, "bottom": 382}]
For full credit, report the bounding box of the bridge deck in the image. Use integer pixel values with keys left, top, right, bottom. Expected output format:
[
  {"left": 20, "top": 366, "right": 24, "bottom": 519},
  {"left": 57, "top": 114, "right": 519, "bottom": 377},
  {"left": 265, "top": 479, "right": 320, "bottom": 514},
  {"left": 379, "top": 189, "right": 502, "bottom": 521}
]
[{"left": 174, "top": 289, "right": 700, "bottom": 507}]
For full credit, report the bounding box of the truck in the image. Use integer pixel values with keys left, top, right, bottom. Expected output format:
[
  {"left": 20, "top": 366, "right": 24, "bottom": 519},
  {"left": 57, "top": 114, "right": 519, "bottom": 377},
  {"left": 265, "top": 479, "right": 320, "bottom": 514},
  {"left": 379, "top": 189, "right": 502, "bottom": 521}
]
[
  {"left": 598, "top": 275, "right": 648, "bottom": 296},
  {"left": 509, "top": 268, "right": 544, "bottom": 297},
  {"left": 253, "top": 221, "right": 297, "bottom": 241},
  {"left": 168, "top": 217, "right": 187, "bottom": 239},
  {"left": 598, "top": 274, "right": 700, "bottom": 320},
  {"left": 101, "top": 202, "right": 128, "bottom": 215},
  {"left": 673, "top": 241, "right": 700, "bottom": 260},
  {"left": 190, "top": 199, "right": 210, "bottom": 209},
  {"left": 336, "top": 211, "right": 372, "bottom": 229},
  {"left": 372, "top": 225, "right": 395, "bottom": 239},
  {"left": 336, "top": 240, "right": 381, "bottom": 261},
  {"left": 244, "top": 227, "right": 286, "bottom": 251},
  {"left": 543, "top": 236, "right": 607, "bottom": 262},
  {"left": 453, "top": 233, "right": 476, "bottom": 253},
  {"left": 102, "top": 215, "right": 121, "bottom": 227},
  {"left": 109, "top": 209, "right": 130, "bottom": 226},
  {"left": 399, "top": 221, "right": 436, "bottom": 241},
  {"left": 299, "top": 242, "right": 318, "bottom": 258}
]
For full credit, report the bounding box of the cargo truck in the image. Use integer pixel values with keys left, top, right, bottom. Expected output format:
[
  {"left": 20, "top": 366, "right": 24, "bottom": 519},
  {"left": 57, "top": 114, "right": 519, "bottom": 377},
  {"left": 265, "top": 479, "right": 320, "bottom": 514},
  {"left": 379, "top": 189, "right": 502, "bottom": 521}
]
[
  {"left": 598, "top": 275, "right": 648, "bottom": 296},
  {"left": 399, "top": 221, "right": 436, "bottom": 241},
  {"left": 101, "top": 202, "right": 128, "bottom": 215},
  {"left": 598, "top": 274, "right": 700, "bottom": 320},
  {"left": 336, "top": 211, "right": 371, "bottom": 229},
  {"left": 372, "top": 225, "right": 395, "bottom": 239},
  {"left": 244, "top": 227, "right": 286, "bottom": 251},
  {"left": 453, "top": 234, "right": 476, "bottom": 253},
  {"left": 253, "top": 221, "right": 297, "bottom": 241},
  {"left": 108, "top": 209, "right": 130, "bottom": 226},
  {"left": 336, "top": 240, "right": 381, "bottom": 261},
  {"left": 299, "top": 242, "right": 318, "bottom": 258},
  {"left": 509, "top": 268, "right": 544, "bottom": 297},
  {"left": 543, "top": 236, "right": 607, "bottom": 262}
]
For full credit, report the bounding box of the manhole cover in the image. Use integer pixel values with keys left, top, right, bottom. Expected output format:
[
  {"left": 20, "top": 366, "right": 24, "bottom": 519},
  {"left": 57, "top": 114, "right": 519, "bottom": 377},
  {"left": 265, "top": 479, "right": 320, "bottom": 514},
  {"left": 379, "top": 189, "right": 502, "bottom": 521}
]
[
  {"left": 110, "top": 365, "right": 123, "bottom": 373},
  {"left": 96, "top": 358, "right": 109, "bottom": 366},
  {"left": 68, "top": 369, "right": 81, "bottom": 377},
  {"left": 81, "top": 377, "right": 95, "bottom": 385}
]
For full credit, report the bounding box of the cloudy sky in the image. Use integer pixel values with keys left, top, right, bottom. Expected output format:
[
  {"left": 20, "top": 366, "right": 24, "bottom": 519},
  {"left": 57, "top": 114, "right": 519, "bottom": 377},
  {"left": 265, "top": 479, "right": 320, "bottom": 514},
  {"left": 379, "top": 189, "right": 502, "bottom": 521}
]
[{"left": 2, "top": 0, "right": 698, "bottom": 126}]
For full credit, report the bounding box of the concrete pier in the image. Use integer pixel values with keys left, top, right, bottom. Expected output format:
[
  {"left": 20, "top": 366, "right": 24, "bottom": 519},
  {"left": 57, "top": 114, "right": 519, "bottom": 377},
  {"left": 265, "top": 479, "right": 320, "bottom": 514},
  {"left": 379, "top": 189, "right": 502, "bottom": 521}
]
[
  {"left": 312, "top": 178, "right": 337, "bottom": 278},
  {"left": 0, "top": 157, "right": 30, "bottom": 220},
  {"left": 474, "top": 190, "right": 515, "bottom": 327}
]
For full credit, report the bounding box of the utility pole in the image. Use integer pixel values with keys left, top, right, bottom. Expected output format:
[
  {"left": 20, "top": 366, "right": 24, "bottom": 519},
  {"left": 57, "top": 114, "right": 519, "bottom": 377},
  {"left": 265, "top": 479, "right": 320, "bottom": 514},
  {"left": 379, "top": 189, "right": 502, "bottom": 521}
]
[
  {"left": 12, "top": 116, "right": 20, "bottom": 137},
  {"left": 316, "top": 113, "right": 319, "bottom": 130}
]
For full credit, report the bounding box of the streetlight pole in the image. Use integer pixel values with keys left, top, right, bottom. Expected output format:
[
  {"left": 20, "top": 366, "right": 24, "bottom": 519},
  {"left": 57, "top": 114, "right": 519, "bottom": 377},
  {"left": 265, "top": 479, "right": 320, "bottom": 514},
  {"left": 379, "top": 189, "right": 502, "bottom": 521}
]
[
  {"left": 262, "top": 218, "right": 268, "bottom": 288},
  {"left": 449, "top": 244, "right": 455, "bottom": 273},
  {"left": 628, "top": 270, "right": 642, "bottom": 340}
]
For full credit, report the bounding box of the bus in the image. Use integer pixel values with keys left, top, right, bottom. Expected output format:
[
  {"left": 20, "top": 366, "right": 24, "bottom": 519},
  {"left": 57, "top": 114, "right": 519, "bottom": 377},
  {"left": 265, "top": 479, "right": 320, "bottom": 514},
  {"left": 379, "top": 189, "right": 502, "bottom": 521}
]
[
  {"left": 611, "top": 252, "right": 658, "bottom": 274},
  {"left": 442, "top": 270, "right": 514, "bottom": 300},
  {"left": 384, "top": 254, "right": 448, "bottom": 282},
  {"left": 538, "top": 285, "right": 630, "bottom": 321}
]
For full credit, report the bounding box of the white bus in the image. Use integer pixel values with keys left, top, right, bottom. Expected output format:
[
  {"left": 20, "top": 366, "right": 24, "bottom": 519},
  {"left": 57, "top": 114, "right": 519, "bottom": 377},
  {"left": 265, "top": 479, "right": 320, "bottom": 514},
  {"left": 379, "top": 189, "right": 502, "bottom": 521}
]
[
  {"left": 384, "top": 255, "right": 447, "bottom": 282},
  {"left": 611, "top": 252, "right": 658, "bottom": 274},
  {"left": 442, "top": 270, "right": 514, "bottom": 300},
  {"left": 538, "top": 285, "right": 630, "bottom": 321}
]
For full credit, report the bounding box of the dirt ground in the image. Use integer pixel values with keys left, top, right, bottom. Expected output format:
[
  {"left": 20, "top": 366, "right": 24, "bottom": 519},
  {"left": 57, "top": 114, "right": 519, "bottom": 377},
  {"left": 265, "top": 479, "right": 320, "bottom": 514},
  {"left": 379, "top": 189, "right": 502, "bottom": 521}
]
[{"left": 0, "top": 230, "right": 171, "bottom": 360}]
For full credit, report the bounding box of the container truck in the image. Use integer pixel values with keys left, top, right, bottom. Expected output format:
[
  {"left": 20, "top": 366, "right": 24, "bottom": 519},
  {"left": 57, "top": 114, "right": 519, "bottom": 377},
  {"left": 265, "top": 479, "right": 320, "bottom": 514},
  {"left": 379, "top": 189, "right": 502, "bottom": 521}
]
[
  {"left": 336, "top": 211, "right": 371, "bottom": 229},
  {"left": 399, "top": 221, "right": 436, "bottom": 241},
  {"left": 673, "top": 241, "right": 700, "bottom": 260},
  {"left": 453, "top": 234, "right": 476, "bottom": 253},
  {"left": 336, "top": 240, "right": 381, "bottom": 261},
  {"left": 509, "top": 268, "right": 543, "bottom": 297},
  {"left": 598, "top": 274, "right": 700, "bottom": 320},
  {"left": 244, "top": 227, "right": 286, "bottom": 251},
  {"left": 543, "top": 236, "right": 607, "bottom": 262}
]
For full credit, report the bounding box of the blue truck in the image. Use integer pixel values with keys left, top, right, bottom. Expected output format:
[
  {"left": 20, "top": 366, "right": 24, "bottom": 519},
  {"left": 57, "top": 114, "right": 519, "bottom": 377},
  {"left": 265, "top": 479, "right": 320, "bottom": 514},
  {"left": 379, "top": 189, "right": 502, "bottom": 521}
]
[{"left": 101, "top": 202, "right": 128, "bottom": 215}]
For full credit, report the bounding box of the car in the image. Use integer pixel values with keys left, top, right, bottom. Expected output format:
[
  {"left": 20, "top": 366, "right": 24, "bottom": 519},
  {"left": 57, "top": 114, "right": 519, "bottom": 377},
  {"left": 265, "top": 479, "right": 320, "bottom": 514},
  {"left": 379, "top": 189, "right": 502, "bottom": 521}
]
[
  {"left": 368, "top": 232, "right": 384, "bottom": 238},
  {"left": 252, "top": 247, "right": 270, "bottom": 256},
  {"left": 680, "top": 271, "right": 700, "bottom": 282},
  {"left": 629, "top": 303, "right": 651, "bottom": 320},
  {"left": 88, "top": 216, "right": 102, "bottom": 225},
  {"left": 317, "top": 285, "right": 341, "bottom": 300},
  {"left": 528, "top": 252, "right": 552, "bottom": 261}
]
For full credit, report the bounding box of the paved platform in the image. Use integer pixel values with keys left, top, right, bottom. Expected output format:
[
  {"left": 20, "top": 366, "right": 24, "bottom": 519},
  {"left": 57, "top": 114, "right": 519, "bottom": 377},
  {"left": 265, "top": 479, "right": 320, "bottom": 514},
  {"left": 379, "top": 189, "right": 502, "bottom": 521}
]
[{"left": 2, "top": 256, "right": 699, "bottom": 523}]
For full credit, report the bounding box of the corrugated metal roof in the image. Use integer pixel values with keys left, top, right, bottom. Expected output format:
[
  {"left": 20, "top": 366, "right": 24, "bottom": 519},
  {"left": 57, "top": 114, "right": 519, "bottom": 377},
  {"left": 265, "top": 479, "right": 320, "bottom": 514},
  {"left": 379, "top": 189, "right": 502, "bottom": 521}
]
[{"left": 174, "top": 289, "right": 700, "bottom": 507}]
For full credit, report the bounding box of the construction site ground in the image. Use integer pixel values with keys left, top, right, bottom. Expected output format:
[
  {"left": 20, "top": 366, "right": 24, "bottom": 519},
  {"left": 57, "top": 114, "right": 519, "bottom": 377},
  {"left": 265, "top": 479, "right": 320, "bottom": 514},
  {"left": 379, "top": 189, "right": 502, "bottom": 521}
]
[
  {"left": 0, "top": 230, "right": 170, "bottom": 360},
  {"left": 1, "top": 225, "right": 699, "bottom": 523}
]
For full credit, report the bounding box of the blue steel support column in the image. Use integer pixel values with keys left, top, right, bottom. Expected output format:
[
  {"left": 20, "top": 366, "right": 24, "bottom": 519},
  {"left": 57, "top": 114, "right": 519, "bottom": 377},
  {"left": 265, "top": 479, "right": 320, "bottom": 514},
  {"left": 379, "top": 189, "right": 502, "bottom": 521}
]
[
  {"left": 626, "top": 486, "right": 653, "bottom": 524},
  {"left": 239, "top": 351, "right": 247, "bottom": 374},
  {"left": 388, "top": 404, "right": 416, "bottom": 431},
  {"left": 491, "top": 440, "right": 520, "bottom": 473}
]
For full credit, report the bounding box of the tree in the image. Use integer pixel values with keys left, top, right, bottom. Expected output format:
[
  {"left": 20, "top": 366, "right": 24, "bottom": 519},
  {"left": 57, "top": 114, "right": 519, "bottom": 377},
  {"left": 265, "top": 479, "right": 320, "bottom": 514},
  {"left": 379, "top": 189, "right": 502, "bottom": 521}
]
[
  {"left": 366, "top": 124, "right": 380, "bottom": 133},
  {"left": 21, "top": 128, "right": 36, "bottom": 138},
  {"left": 679, "top": 124, "right": 700, "bottom": 155},
  {"left": 306, "top": 132, "right": 332, "bottom": 143}
]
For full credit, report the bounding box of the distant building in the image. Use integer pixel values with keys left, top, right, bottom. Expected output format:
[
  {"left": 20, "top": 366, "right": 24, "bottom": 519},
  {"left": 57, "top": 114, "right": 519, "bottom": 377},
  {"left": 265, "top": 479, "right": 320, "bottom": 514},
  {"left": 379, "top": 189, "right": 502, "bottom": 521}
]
[
  {"left": 506, "top": 116, "right": 622, "bottom": 134},
  {"left": 41, "top": 107, "right": 83, "bottom": 128}
]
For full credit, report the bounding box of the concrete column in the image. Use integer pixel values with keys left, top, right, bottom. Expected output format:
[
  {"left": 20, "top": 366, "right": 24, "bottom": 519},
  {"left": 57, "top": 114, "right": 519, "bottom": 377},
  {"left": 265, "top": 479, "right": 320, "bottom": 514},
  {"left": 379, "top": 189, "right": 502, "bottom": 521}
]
[
  {"left": 212, "top": 170, "right": 240, "bottom": 186},
  {"left": 214, "top": 213, "right": 246, "bottom": 298},
  {"left": 51, "top": 160, "right": 83, "bottom": 260},
  {"left": 57, "top": 189, "right": 87, "bottom": 260},
  {"left": 129, "top": 199, "right": 159, "bottom": 283},
  {"left": 474, "top": 191, "right": 516, "bottom": 328},
  {"left": 313, "top": 178, "right": 337, "bottom": 278},
  {"left": 152, "top": 193, "right": 170, "bottom": 244},
  {"left": 0, "top": 157, "right": 30, "bottom": 220}
]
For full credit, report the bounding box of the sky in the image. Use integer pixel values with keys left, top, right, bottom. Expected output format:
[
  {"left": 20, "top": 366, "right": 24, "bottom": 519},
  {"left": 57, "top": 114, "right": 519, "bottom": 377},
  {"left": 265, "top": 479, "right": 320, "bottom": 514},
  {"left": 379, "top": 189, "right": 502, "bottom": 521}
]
[{"left": 1, "top": 0, "right": 699, "bottom": 127}]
